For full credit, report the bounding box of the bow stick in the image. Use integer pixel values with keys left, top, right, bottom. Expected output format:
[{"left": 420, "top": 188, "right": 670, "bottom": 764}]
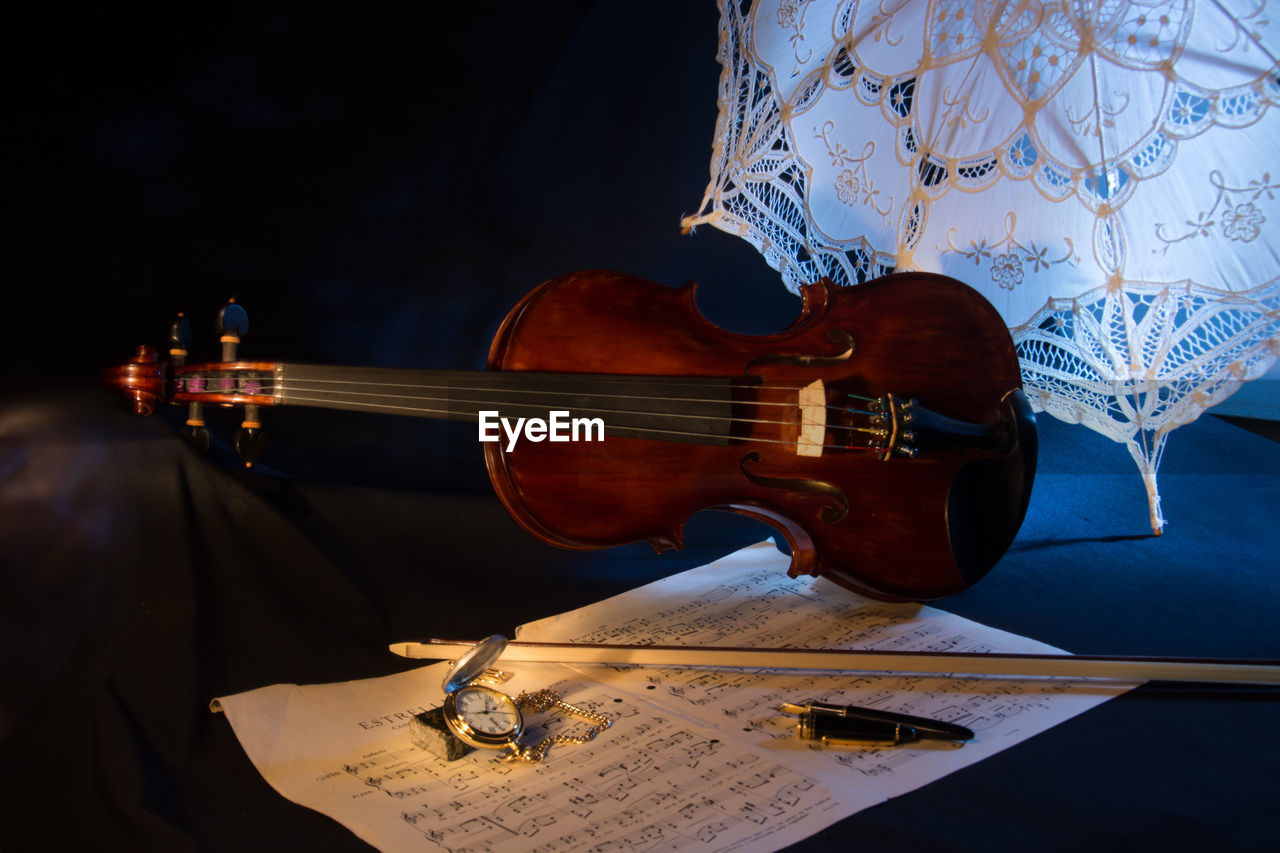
[{"left": 392, "top": 639, "right": 1280, "bottom": 685}]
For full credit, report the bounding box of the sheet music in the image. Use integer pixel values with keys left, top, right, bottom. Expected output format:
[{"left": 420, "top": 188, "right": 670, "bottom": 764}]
[
  {"left": 515, "top": 542, "right": 1132, "bottom": 798},
  {"left": 213, "top": 660, "right": 864, "bottom": 851},
  {"left": 212, "top": 543, "right": 1131, "bottom": 850}
]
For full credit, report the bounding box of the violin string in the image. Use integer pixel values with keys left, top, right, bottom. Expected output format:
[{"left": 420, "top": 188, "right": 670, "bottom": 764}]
[
  {"left": 203, "top": 381, "right": 887, "bottom": 450},
  {"left": 271, "top": 389, "right": 767, "bottom": 429},
  {"left": 179, "top": 369, "right": 892, "bottom": 450},
  {"left": 266, "top": 379, "right": 885, "bottom": 435},
  {"left": 273, "top": 387, "right": 890, "bottom": 446},
  {"left": 279, "top": 373, "right": 806, "bottom": 405},
  {"left": 269, "top": 391, "right": 884, "bottom": 452},
  {"left": 259, "top": 369, "right": 883, "bottom": 407},
  {"left": 268, "top": 373, "right": 882, "bottom": 420}
]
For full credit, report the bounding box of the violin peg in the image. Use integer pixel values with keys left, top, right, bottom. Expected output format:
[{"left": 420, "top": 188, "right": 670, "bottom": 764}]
[
  {"left": 183, "top": 425, "right": 212, "bottom": 453},
  {"left": 217, "top": 299, "right": 249, "bottom": 361},
  {"left": 234, "top": 426, "right": 268, "bottom": 466},
  {"left": 234, "top": 404, "right": 267, "bottom": 465},
  {"left": 169, "top": 313, "right": 192, "bottom": 366},
  {"left": 183, "top": 401, "right": 210, "bottom": 452}
]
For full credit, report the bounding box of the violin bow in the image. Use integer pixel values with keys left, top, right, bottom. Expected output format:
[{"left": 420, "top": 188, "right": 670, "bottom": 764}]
[{"left": 393, "top": 639, "right": 1280, "bottom": 686}]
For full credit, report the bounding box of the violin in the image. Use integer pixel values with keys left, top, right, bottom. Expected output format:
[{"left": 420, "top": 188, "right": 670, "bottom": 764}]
[{"left": 105, "top": 269, "right": 1036, "bottom": 601}]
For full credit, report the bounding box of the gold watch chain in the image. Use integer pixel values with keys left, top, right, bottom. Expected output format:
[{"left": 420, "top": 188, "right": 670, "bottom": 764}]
[{"left": 505, "top": 690, "right": 613, "bottom": 763}]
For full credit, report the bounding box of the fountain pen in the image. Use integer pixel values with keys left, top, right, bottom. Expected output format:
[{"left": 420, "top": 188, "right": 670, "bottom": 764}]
[{"left": 780, "top": 701, "right": 974, "bottom": 745}]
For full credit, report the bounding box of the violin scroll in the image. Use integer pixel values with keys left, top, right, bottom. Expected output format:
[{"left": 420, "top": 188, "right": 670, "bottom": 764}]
[
  {"left": 104, "top": 300, "right": 269, "bottom": 464},
  {"left": 102, "top": 345, "right": 166, "bottom": 416}
]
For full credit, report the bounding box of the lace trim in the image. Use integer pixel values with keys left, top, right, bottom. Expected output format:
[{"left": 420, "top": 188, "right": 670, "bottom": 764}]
[{"left": 682, "top": 0, "right": 1280, "bottom": 532}]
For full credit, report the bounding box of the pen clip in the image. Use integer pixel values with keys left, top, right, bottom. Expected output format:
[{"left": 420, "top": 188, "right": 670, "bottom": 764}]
[{"left": 778, "top": 700, "right": 855, "bottom": 717}]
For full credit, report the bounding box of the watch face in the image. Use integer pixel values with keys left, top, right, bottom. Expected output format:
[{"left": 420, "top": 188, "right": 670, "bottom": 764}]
[{"left": 444, "top": 685, "right": 523, "bottom": 748}]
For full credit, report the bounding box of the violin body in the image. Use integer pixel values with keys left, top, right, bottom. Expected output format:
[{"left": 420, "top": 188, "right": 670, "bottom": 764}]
[
  {"left": 484, "top": 270, "right": 1035, "bottom": 601},
  {"left": 105, "top": 269, "right": 1035, "bottom": 601}
]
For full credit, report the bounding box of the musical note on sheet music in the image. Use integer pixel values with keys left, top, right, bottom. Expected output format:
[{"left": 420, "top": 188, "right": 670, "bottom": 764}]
[
  {"left": 212, "top": 543, "right": 1131, "bottom": 851},
  {"left": 515, "top": 543, "right": 1133, "bottom": 794},
  {"left": 316, "top": 682, "right": 843, "bottom": 852}
]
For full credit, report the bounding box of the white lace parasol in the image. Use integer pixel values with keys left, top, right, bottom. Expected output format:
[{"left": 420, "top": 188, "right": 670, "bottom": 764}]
[{"left": 682, "top": 0, "right": 1280, "bottom": 532}]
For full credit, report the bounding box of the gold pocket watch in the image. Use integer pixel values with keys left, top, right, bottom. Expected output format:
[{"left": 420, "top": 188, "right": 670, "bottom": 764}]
[
  {"left": 441, "top": 635, "right": 524, "bottom": 750},
  {"left": 440, "top": 635, "right": 612, "bottom": 763}
]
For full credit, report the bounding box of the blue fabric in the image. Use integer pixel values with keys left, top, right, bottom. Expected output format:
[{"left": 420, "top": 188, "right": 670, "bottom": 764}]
[{"left": 949, "top": 415, "right": 1280, "bottom": 659}]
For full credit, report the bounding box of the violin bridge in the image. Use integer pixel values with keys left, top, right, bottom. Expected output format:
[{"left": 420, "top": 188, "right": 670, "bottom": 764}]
[{"left": 796, "top": 380, "right": 825, "bottom": 458}]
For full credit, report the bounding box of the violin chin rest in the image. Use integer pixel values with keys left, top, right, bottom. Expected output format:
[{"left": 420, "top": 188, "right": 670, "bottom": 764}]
[{"left": 945, "top": 389, "right": 1039, "bottom": 588}]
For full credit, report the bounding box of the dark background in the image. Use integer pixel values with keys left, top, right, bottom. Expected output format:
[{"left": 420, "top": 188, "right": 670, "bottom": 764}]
[
  {"left": 3, "top": 3, "right": 1278, "bottom": 850},
  {"left": 9, "top": 2, "right": 797, "bottom": 381}
]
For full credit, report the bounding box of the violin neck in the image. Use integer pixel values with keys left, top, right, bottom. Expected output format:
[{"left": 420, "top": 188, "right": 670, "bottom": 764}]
[
  {"left": 276, "top": 364, "right": 502, "bottom": 422},
  {"left": 269, "top": 363, "right": 735, "bottom": 445}
]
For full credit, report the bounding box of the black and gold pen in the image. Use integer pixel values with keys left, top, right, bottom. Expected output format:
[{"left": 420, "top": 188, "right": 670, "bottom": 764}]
[{"left": 781, "top": 701, "right": 974, "bottom": 745}]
